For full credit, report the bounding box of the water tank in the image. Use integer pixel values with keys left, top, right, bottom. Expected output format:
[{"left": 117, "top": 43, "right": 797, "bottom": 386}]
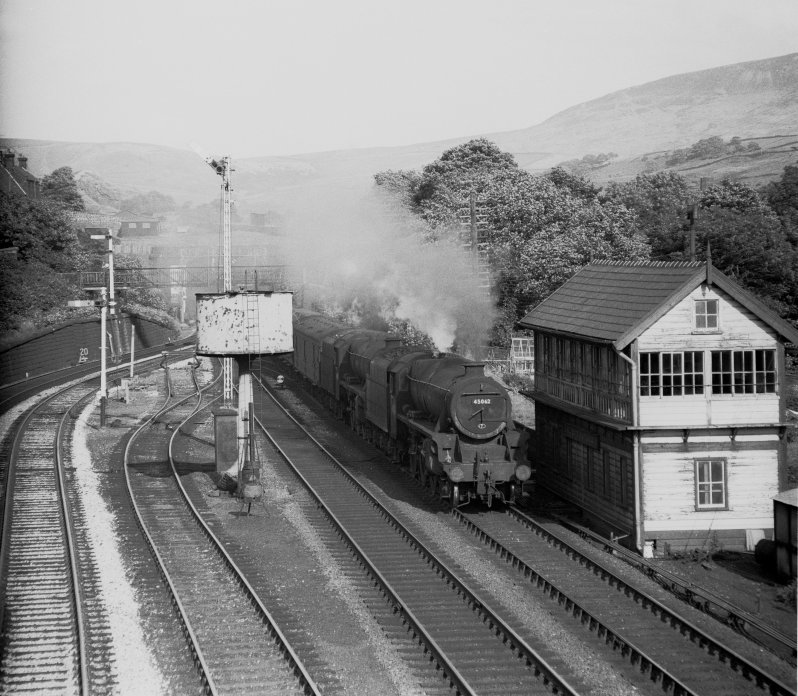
[{"left": 196, "top": 291, "right": 292, "bottom": 356}]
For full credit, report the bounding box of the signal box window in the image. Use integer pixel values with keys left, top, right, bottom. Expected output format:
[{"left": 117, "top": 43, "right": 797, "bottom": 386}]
[
  {"left": 711, "top": 349, "right": 776, "bottom": 394},
  {"left": 640, "top": 351, "right": 704, "bottom": 396},
  {"left": 695, "top": 299, "right": 719, "bottom": 330},
  {"left": 695, "top": 458, "right": 727, "bottom": 510}
]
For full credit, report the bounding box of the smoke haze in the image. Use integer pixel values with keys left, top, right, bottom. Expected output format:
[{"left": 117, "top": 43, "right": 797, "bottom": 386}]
[{"left": 276, "top": 187, "right": 496, "bottom": 354}]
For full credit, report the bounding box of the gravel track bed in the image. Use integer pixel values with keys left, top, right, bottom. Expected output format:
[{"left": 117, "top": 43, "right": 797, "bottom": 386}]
[
  {"left": 175, "top": 404, "right": 434, "bottom": 696},
  {"left": 263, "top": 363, "right": 797, "bottom": 695},
  {"left": 257, "top": 374, "right": 639, "bottom": 695}
]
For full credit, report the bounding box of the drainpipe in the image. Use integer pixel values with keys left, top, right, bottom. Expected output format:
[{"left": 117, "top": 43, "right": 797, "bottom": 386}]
[{"left": 615, "top": 347, "right": 643, "bottom": 553}]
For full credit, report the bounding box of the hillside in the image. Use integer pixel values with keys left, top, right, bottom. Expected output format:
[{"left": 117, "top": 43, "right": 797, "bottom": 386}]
[{"left": 2, "top": 53, "right": 797, "bottom": 216}]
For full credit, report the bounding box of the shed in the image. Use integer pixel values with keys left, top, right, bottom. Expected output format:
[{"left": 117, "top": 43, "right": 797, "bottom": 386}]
[{"left": 773, "top": 488, "right": 797, "bottom": 580}]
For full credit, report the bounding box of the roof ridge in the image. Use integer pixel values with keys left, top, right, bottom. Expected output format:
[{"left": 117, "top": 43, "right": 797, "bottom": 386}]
[{"left": 592, "top": 260, "right": 703, "bottom": 268}]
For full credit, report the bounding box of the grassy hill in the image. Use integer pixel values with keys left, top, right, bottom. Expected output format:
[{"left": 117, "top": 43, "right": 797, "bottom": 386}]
[{"left": 2, "top": 53, "right": 797, "bottom": 216}]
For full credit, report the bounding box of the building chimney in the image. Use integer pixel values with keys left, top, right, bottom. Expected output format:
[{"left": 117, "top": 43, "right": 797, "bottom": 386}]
[
  {"left": 2, "top": 152, "right": 14, "bottom": 169},
  {"left": 18, "top": 156, "right": 27, "bottom": 170}
]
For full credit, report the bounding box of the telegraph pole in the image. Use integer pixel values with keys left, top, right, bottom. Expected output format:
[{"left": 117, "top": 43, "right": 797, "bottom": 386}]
[{"left": 687, "top": 177, "right": 710, "bottom": 262}]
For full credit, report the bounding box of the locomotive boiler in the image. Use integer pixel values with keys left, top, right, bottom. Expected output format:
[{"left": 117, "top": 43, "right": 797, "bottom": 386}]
[{"left": 291, "top": 310, "right": 532, "bottom": 506}]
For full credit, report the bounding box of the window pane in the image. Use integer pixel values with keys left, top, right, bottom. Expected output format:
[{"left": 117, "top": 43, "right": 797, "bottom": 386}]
[{"left": 696, "top": 459, "right": 725, "bottom": 508}]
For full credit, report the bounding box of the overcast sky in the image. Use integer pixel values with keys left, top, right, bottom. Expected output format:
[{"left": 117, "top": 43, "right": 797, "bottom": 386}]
[{"left": 1, "top": 0, "right": 796, "bottom": 159}]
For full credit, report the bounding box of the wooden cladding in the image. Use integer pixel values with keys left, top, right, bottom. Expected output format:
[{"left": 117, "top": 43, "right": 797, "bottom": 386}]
[{"left": 535, "top": 333, "right": 631, "bottom": 422}]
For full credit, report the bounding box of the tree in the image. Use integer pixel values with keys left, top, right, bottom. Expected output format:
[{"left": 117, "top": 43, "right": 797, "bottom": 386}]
[
  {"left": 118, "top": 190, "right": 176, "bottom": 216},
  {"left": 545, "top": 166, "right": 601, "bottom": 200},
  {"left": 412, "top": 139, "right": 519, "bottom": 228},
  {"left": 763, "top": 164, "right": 798, "bottom": 240},
  {"left": 602, "top": 172, "right": 693, "bottom": 259},
  {"left": 0, "top": 192, "right": 79, "bottom": 269},
  {"left": 693, "top": 206, "right": 798, "bottom": 317},
  {"left": 40, "top": 166, "right": 84, "bottom": 211},
  {"left": 699, "top": 178, "right": 768, "bottom": 213},
  {"left": 483, "top": 169, "right": 650, "bottom": 327}
]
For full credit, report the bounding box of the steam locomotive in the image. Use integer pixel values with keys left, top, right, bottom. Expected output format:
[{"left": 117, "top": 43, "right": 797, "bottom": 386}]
[{"left": 290, "top": 309, "right": 532, "bottom": 506}]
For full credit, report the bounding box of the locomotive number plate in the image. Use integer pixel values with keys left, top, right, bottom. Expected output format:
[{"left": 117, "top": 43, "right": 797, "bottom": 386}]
[{"left": 472, "top": 398, "right": 492, "bottom": 405}]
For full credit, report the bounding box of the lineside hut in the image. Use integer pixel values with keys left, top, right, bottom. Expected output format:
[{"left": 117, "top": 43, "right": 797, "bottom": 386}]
[{"left": 518, "top": 260, "right": 798, "bottom": 558}]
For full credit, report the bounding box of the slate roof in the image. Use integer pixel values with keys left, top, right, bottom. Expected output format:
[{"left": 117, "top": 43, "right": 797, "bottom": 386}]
[
  {"left": 519, "top": 261, "right": 798, "bottom": 349},
  {"left": 1, "top": 154, "right": 39, "bottom": 198}
]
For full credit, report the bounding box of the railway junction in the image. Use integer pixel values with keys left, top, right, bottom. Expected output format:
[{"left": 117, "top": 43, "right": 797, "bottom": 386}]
[
  {"left": 0, "top": 337, "right": 795, "bottom": 695},
  {"left": 1, "top": 154, "right": 796, "bottom": 695}
]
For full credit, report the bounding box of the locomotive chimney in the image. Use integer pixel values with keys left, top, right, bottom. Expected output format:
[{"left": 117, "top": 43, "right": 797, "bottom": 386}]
[{"left": 463, "top": 363, "right": 485, "bottom": 376}]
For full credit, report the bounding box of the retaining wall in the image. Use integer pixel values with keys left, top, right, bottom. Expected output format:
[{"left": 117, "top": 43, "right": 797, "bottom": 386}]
[{"left": 0, "top": 314, "right": 179, "bottom": 386}]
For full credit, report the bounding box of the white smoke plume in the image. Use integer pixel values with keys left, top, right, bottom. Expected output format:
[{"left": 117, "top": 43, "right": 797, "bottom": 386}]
[{"left": 276, "top": 186, "right": 495, "bottom": 354}]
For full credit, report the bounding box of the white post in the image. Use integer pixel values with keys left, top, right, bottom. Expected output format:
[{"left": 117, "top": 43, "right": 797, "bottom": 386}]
[
  {"left": 107, "top": 229, "right": 116, "bottom": 316},
  {"left": 130, "top": 325, "right": 136, "bottom": 379},
  {"left": 99, "top": 288, "right": 108, "bottom": 425},
  {"left": 100, "top": 288, "right": 107, "bottom": 396}
]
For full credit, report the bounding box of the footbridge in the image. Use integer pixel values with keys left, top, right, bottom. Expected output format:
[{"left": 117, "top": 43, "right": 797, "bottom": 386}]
[{"left": 65, "top": 265, "right": 294, "bottom": 292}]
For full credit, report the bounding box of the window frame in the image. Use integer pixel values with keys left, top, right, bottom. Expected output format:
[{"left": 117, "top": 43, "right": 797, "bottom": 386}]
[
  {"left": 694, "top": 458, "right": 728, "bottom": 511},
  {"left": 694, "top": 298, "right": 720, "bottom": 332},
  {"left": 710, "top": 348, "right": 777, "bottom": 395},
  {"left": 639, "top": 350, "right": 705, "bottom": 397}
]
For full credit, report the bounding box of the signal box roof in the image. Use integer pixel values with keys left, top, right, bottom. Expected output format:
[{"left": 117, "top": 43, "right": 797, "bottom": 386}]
[{"left": 518, "top": 261, "right": 798, "bottom": 349}]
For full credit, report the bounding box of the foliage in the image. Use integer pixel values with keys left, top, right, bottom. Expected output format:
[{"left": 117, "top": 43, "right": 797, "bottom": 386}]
[
  {"left": 0, "top": 256, "right": 85, "bottom": 334},
  {"left": 118, "top": 190, "right": 176, "bottom": 216},
  {"left": 666, "top": 136, "right": 761, "bottom": 166},
  {"left": 411, "top": 139, "right": 519, "bottom": 232},
  {"left": 373, "top": 169, "right": 422, "bottom": 208},
  {"left": 699, "top": 178, "right": 769, "bottom": 213},
  {"left": 544, "top": 167, "right": 601, "bottom": 200},
  {"left": 693, "top": 206, "right": 798, "bottom": 317},
  {"left": 0, "top": 169, "right": 180, "bottom": 337},
  {"left": 603, "top": 171, "right": 693, "bottom": 258},
  {"left": 556, "top": 152, "right": 618, "bottom": 174},
  {"left": 0, "top": 192, "right": 80, "bottom": 270},
  {"left": 40, "top": 166, "right": 85, "bottom": 211},
  {"left": 486, "top": 169, "right": 650, "bottom": 325},
  {"left": 374, "top": 140, "right": 651, "bottom": 346},
  {"left": 372, "top": 140, "right": 798, "bottom": 350},
  {"left": 763, "top": 164, "right": 798, "bottom": 238}
]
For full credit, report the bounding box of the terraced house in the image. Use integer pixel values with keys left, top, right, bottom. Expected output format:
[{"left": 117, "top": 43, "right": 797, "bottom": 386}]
[{"left": 519, "top": 261, "right": 798, "bottom": 557}]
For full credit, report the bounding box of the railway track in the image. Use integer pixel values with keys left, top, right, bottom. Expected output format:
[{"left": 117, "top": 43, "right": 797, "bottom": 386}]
[
  {"left": 256, "top": 359, "right": 797, "bottom": 696},
  {"left": 124, "top": 358, "right": 318, "bottom": 695},
  {"left": 556, "top": 516, "right": 797, "bottom": 664},
  {"left": 251, "top": 374, "right": 579, "bottom": 695},
  {"left": 0, "top": 383, "right": 98, "bottom": 694},
  {"left": 0, "top": 347, "right": 202, "bottom": 694},
  {"left": 452, "top": 506, "right": 796, "bottom": 696}
]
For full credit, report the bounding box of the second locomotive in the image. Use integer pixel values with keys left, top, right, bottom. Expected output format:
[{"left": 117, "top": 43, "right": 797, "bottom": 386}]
[{"left": 291, "top": 309, "right": 533, "bottom": 506}]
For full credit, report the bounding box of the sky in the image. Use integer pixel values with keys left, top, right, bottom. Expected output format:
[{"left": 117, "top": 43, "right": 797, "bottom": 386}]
[{"left": 1, "top": 0, "right": 797, "bottom": 159}]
